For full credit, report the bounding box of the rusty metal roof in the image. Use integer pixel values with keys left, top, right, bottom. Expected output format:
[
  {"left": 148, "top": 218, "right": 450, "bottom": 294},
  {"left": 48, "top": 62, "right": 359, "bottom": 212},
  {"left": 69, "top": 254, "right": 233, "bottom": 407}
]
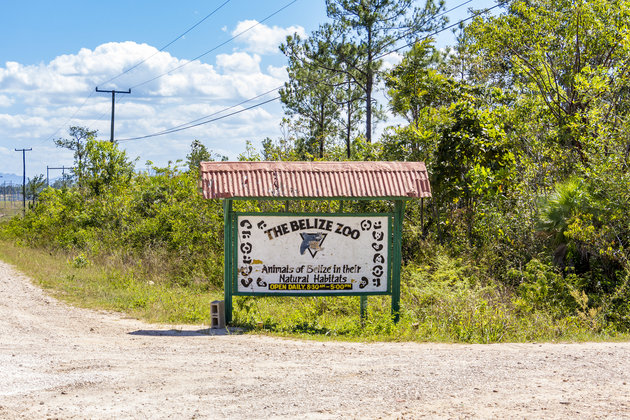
[{"left": 200, "top": 161, "right": 431, "bottom": 199}]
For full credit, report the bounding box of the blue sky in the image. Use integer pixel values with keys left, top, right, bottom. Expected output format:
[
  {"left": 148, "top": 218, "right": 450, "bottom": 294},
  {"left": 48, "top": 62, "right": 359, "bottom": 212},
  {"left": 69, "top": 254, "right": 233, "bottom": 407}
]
[{"left": 0, "top": 0, "right": 496, "bottom": 178}]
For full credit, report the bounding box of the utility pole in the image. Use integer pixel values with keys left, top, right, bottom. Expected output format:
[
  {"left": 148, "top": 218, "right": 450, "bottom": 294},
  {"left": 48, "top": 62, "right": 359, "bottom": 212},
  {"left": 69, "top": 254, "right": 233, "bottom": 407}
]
[
  {"left": 14, "top": 148, "right": 32, "bottom": 214},
  {"left": 95, "top": 87, "right": 131, "bottom": 142},
  {"left": 47, "top": 165, "right": 72, "bottom": 186}
]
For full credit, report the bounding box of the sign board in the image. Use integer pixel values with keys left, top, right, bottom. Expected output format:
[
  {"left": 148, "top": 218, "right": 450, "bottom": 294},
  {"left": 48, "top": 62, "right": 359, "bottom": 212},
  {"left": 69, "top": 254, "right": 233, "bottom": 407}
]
[{"left": 234, "top": 214, "right": 392, "bottom": 295}]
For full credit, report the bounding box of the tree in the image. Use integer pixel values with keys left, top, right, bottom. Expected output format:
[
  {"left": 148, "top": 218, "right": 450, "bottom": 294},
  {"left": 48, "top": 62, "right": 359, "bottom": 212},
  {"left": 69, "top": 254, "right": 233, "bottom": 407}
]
[
  {"left": 81, "top": 139, "right": 135, "bottom": 196},
  {"left": 185, "top": 140, "right": 228, "bottom": 173},
  {"left": 338, "top": 67, "right": 366, "bottom": 158},
  {"left": 382, "top": 40, "right": 456, "bottom": 161},
  {"left": 386, "top": 40, "right": 450, "bottom": 125},
  {"left": 430, "top": 93, "right": 516, "bottom": 243},
  {"left": 54, "top": 126, "right": 98, "bottom": 184},
  {"left": 465, "top": 0, "right": 630, "bottom": 165},
  {"left": 26, "top": 174, "right": 46, "bottom": 205},
  {"left": 51, "top": 173, "right": 74, "bottom": 189},
  {"left": 186, "top": 140, "right": 211, "bottom": 172},
  {"left": 325, "top": 0, "right": 447, "bottom": 142},
  {"left": 280, "top": 25, "right": 343, "bottom": 159},
  {"left": 55, "top": 126, "right": 135, "bottom": 195}
]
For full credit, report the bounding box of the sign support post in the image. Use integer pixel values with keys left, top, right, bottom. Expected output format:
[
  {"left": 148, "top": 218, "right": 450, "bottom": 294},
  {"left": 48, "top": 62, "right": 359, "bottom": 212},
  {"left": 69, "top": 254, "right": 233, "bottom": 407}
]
[
  {"left": 392, "top": 199, "right": 406, "bottom": 323},
  {"left": 360, "top": 295, "right": 368, "bottom": 324},
  {"left": 223, "top": 199, "right": 233, "bottom": 325}
]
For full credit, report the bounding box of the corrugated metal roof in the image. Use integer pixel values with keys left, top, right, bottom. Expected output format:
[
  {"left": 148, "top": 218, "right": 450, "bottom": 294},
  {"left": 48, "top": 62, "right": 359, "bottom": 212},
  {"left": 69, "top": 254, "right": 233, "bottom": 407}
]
[{"left": 200, "top": 161, "right": 431, "bottom": 199}]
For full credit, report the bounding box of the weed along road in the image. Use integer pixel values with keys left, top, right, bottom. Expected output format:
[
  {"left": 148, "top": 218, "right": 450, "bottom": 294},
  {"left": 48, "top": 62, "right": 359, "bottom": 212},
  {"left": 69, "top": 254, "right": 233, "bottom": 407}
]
[{"left": 0, "top": 261, "right": 629, "bottom": 419}]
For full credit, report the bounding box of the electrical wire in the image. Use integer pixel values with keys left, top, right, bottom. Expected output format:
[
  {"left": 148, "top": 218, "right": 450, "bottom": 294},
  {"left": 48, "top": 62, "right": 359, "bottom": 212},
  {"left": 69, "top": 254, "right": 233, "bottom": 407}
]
[
  {"left": 40, "top": 1, "right": 233, "bottom": 145},
  {"left": 117, "top": 1, "right": 502, "bottom": 142},
  {"left": 118, "top": 96, "right": 280, "bottom": 141},
  {"left": 376, "top": 0, "right": 474, "bottom": 56},
  {"left": 48, "top": 0, "right": 469, "bottom": 146},
  {"left": 385, "top": 2, "right": 503, "bottom": 57},
  {"left": 130, "top": 0, "right": 298, "bottom": 90},
  {"left": 126, "top": 85, "right": 283, "bottom": 139},
  {"left": 98, "top": 0, "right": 233, "bottom": 88},
  {"left": 39, "top": 92, "right": 96, "bottom": 144}
]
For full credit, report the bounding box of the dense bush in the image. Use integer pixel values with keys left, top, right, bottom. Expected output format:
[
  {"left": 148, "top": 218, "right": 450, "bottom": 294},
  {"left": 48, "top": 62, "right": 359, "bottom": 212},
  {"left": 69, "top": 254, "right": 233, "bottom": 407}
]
[{"left": 2, "top": 141, "right": 226, "bottom": 289}]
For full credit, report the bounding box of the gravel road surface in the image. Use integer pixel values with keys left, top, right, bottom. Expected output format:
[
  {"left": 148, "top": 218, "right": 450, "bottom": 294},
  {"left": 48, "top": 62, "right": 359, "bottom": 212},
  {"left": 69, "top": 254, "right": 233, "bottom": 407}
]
[{"left": 1, "top": 260, "right": 629, "bottom": 419}]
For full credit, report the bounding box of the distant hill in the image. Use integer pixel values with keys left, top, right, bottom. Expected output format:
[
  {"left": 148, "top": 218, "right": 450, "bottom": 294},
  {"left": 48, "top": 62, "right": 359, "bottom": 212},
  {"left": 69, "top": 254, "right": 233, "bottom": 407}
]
[{"left": 0, "top": 173, "right": 25, "bottom": 185}]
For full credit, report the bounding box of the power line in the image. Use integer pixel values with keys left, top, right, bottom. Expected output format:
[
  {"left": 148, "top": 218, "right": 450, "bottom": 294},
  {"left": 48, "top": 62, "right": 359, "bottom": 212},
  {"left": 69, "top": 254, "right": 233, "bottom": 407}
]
[
  {"left": 439, "top": 0, "right": 474, "bottom": 17},
  {"left": 46, "top": 166, "right": 73, "bottom": 186},
  {"left": 98, "top": 0, "right": 233, "bottom": 88},
  {"left": 118, "top": 96, "right": 280, "bottom": 141},
  {"left": 117, "top": 1, "right": 502, "bottom": 142},
  {"left": 376, "top": 0, "right": 474, "bottom": 55},
  {"left": 386, "top": 2, "right": 504, "bottom": 57},
  {"left": 40, "top": 92, "right": 95, "bottom": 144},
  {"left": 124, "top": 85, "right": 283, "bottom": 139},
  {"left": 130, "top": 0, "right": 299, "bottom": 90},
  {"left": 45, "top": 0, "right": 298, "bottom": 146},
  {"left": 41, "top": 0, "right": 481, "bottom": 148},
  {"left": 40, "top": 1, "right": 234, "bottom": 145}
]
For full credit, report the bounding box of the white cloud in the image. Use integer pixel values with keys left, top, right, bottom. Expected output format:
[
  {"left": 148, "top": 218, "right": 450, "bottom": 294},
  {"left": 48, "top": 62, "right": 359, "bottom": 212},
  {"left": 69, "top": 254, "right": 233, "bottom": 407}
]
[
  {"left": 381, "top": 51, "right": 403, "bottom": 71},
  {"left": 0, "top": 41, "right": 289, "bottom": 175},
  {"left": 267, "top": 65, "right": 288, "bottom": 81},
  {"left": 0, "top": 95, "right": 13, "bottom": 107},
  {"left": 216, "top": 52, "right": 261, "bottom": 74},
  {"left": 232, "top": 20, "right": 306, "bottom": 55},
  {"left": 0, "top": 61, "right": 88, "bottom": 94}
]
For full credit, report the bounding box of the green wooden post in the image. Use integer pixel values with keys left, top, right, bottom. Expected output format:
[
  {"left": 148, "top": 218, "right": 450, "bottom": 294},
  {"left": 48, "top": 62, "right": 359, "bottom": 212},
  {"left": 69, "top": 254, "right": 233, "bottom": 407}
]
[
  {"left": 223, "top": 199, "right": 233, "bottom": 325},
  {"left": 391, "top": 199, "right": 405, "bottom": 323},
  {"left": 360, "top": 295, "right": 368, "bottom": 326}
]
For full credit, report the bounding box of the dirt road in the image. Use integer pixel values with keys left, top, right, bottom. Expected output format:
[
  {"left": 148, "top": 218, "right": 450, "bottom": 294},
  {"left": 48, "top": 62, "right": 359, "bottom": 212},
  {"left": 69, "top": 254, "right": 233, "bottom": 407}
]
[{"left": 1, "top": 260, "right": 629, "bottom": 419}]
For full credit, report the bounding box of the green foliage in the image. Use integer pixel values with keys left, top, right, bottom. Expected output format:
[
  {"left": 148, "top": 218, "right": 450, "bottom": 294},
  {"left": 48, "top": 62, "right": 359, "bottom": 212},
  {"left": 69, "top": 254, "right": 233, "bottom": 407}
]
[
  {"left": 26, "top": 174, "right": 46, "bottom": 204},
  {"left": 466, "top": 0, "right": 630, "bottom": 164},
  {"left": 238, "top": 140, "right": 262, "bottom": 161},
  {"left": 186, "top": 140, "right": 211, "bottom": 172},
  {"left": 280, "top": 26, "right": 346, "bottom": 159},
  {"left": 0, "top": 241, "right": 222, "bottom": 324},
  {"left": 377, "top": 0, "right": 630, "bottom": 335},
  {"left": 385, "top": 40, "right": 451, "bottom": 126},
  {"left": 54, "top": 126, "right": 97, "bottom": 183},
  {"left": 3, "top": 140, "right": 225, "bottom": 290},
  {"left": 509, "top": 259, "right": 576, "bottom": 314},
  {"left": 72, "top": 252, "right": 90, "bottom": 268},
  {"left": 261, "top": 133, "right": 301, "bottom": 161},
  {"left": 228, "top": 251, "right": 612, "bottom": 342},
  {"left": 80, "top": 139, "right": 136, "bottom": 196},
  {"left": 278, "top": 0, "right": 447, "bottom": 155}
]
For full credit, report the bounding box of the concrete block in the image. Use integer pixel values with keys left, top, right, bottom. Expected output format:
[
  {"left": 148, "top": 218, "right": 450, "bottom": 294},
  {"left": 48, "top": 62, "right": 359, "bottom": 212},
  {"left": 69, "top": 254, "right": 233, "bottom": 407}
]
[{"left": 211, "top": 300, "right": 225, "bottom": 329}]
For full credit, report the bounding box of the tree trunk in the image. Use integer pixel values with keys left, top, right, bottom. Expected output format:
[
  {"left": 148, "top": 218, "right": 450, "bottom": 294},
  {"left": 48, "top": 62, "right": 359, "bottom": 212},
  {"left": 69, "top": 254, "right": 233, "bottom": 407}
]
[
  {"left": 346, "top": 78, "right": 352, "bottom": 158},
  {"left": 365, "top": 27, "right": 373, "bottom": 143},
  {"left": 366, "top": 76, "right": 372, "bottom": 143},
  {"left": 319, "top": 102, "right": 325, "bottom": 158}
]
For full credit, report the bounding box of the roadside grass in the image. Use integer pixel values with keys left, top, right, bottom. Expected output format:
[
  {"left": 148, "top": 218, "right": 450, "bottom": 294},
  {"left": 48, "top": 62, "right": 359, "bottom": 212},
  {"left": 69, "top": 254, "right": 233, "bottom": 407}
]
[
  {"left": 0, "top": 201, "right": 23, "bottom": 218},
  {"left": 1, "top": 239, "right": 626, "bottom": 343},
  {"left": 232, "top": 289, "right": 625, "bottom": 343},
  {"left": 0, "top": 240, "right": 222, "bottom": 324}
]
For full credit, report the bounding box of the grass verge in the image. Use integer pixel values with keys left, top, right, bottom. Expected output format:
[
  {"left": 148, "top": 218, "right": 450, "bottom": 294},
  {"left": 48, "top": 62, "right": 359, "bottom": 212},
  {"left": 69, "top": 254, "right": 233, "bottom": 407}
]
[
  {"left": 0, "top": 240, "right": 222, "bottom": 324},
  {"left": 0, "top": 239, "right": 627, "bottom": 343}
]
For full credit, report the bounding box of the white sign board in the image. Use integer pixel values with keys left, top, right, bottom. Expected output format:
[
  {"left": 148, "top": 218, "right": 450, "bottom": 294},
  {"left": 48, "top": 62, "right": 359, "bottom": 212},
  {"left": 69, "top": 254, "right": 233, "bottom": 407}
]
[{"left": 236, "top": 215, "right": 390, "bottom": 294}]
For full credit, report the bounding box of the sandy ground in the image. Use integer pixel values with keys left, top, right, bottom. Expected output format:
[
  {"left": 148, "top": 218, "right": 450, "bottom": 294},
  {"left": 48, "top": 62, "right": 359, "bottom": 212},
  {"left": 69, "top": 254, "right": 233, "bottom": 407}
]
[{"left": 0, "top": 260, "right": 629, "bottom": 419}]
